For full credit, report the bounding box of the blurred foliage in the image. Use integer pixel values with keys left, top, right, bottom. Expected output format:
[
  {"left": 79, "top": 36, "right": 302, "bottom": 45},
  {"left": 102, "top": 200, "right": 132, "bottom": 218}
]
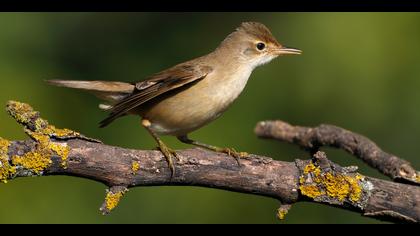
[{"left": 0, "top": 12, "right": 419, "bottom": 223}]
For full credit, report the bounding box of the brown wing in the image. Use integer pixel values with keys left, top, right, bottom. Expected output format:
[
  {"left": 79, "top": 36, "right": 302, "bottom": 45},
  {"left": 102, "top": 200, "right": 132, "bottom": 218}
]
[{"left": 99, "top": 64, "right": 213, "bottom": 127}]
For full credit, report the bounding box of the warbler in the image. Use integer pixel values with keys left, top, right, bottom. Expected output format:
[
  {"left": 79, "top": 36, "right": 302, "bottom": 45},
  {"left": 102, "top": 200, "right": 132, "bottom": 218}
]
[{"left": 48, "top": 22, "right": 301, "bottom": 176}]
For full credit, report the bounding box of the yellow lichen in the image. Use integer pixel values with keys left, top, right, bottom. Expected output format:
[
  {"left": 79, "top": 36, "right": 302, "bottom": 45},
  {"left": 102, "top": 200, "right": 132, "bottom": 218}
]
[
  {"left": 0, "top": 137, "right": 15, "bottom": 183},
  {"left": 300, "top": 162, "right": 363, "bottom": 203},
  {"left": 299, "top": 175, "right": 325, "bottom": 198},
  {"left": 34, "top": 118, "right": 47, "bottom": 131},
  {"left": 131, "top": 161, "right": 140, "bottom": 174},
  {"left": 105, "top": 191, "right": 125, "bottom": 211},
  {"left": 4, "top": 101, "right": 86, "bottom": 176},
  {"left": 42, "top": 125, "right": 80, "bottom": 137},
  {"left": 324, "top": 173, "right": 351, "bottom": 201},
  {"left": 28, "top": 131, "right": 50, "bottom": 145},
  {"left": 49, "top": 142, "right": 70, "bottom": 169},
  {"left": 347, "top": 175, "right": 362, "bottom": 202},
  {"left": 276, "top": 208, "right": 288, "bottom": 220},
  {"left": 12, "top": 152, "right": 52, "bottom": 174},
  {"left": 303, "top": 163, "right": 321, "bottom": 176},
  {"left": 24, "top": 128, "right": 71, "bottom": 170},
  {"left": 6, "top": 101, "right": 38, "bottom": 125},
  {"left": 8, "top": 101, "right": 79, "bottom": 137},
  {"left": 0, "top": 138, "right": 10, "bottom": 155},
  {"left": 299, "top": 176, "right": 305, "bottom": 184},
  {"left": 299, "top": 185, "right": 325, "bottom": 199}
]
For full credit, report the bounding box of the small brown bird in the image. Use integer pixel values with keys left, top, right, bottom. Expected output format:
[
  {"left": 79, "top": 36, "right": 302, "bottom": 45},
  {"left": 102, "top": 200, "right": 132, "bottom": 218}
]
[{"left": 48, "top": 22, "right": 301, "bottom": 176}]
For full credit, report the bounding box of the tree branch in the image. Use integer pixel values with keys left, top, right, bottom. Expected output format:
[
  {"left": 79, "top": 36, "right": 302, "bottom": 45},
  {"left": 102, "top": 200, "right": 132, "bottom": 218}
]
[
  {"left": 1, "top": 101, "right": 419, "bottom": 223},
  {"left": 255, "top": 120, "right": 420, "bottom": 185}
]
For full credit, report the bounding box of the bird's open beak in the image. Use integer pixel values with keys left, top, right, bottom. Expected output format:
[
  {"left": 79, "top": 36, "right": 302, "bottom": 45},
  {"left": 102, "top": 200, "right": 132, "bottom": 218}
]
[{"left": 275, "top": 47, "right": 302, "bottom": 55}]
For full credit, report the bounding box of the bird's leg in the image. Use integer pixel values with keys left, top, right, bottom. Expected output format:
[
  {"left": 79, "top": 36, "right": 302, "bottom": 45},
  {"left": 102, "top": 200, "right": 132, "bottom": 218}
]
[
  {"left": 141, "top": 119, "right": 177, "bottom": 177},
  {"left": 177, "top": 135, "right": 247, "bottom": 165}
]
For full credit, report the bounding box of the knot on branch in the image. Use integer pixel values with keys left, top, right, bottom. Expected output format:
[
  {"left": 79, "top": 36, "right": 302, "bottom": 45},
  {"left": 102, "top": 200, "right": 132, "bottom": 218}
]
[{"left": 296, "top": 151, "right": 373, "bottom": 209}]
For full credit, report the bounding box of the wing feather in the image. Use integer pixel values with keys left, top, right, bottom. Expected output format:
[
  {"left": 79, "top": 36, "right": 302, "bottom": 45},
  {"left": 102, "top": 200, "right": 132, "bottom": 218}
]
[{"left": 99, "top": 64, "right": 212, "bottom": 127}]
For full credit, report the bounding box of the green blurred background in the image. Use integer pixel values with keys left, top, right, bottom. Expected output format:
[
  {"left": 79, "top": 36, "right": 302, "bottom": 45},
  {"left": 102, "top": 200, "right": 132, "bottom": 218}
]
[{"left": 0, "top": 12, "right": 419, "bottom": 223}]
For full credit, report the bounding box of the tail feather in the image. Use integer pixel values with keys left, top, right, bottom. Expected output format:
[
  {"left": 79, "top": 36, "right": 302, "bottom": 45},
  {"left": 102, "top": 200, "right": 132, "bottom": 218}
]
[
  {"left": 99, "top": 113, "right": 121, "bottom": 128},
  {"left": 47, "top": 80, "right": 136, "bottom": 127},
  {"left": 46, "top": 80, "right": 135, "bottom": 93},
  {"left": 46, "top": 80, "right": 135, "bottom": 103}
]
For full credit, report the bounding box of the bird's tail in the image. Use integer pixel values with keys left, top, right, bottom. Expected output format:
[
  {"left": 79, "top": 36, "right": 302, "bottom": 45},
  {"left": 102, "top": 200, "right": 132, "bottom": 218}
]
[{"left": 46, "top": 80, "right": 135, "bottom": 110}]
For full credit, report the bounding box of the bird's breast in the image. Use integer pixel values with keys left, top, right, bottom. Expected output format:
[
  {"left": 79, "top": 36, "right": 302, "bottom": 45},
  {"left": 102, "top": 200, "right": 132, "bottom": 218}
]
[
  {"left": 207, "top": 67, "right": 253, "bottom": 114},
  {"left": 142, "top": 66, "right": 253, "bottom": 136}
]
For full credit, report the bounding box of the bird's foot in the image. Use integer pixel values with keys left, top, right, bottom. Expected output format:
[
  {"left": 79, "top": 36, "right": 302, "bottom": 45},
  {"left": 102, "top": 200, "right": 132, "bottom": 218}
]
[
  {"left": 216, "top": 147, "right": 248, "bottom": 166},
  {"left": 157, "top": 140, "right": 178, "bottom": 178}
]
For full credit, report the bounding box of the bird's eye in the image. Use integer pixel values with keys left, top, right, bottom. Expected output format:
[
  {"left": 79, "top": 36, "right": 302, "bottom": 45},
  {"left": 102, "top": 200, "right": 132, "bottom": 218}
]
[{"left": 256, "top": 42, "right": 266, "bottom": 51}]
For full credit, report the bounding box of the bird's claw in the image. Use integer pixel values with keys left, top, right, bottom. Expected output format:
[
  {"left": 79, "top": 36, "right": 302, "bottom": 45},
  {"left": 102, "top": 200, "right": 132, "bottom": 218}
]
[
  {"left": 157, "top": 141, "right": 177, "bottom": 178},
  {"left": 219, "top": 147, "right": 248, "bottom": 166}
]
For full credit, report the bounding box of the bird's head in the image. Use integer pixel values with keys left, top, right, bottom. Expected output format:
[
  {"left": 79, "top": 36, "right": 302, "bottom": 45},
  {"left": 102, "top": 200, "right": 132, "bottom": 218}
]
[{"left": 218, "top": 22, "right": 301, "bottom": 68}]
